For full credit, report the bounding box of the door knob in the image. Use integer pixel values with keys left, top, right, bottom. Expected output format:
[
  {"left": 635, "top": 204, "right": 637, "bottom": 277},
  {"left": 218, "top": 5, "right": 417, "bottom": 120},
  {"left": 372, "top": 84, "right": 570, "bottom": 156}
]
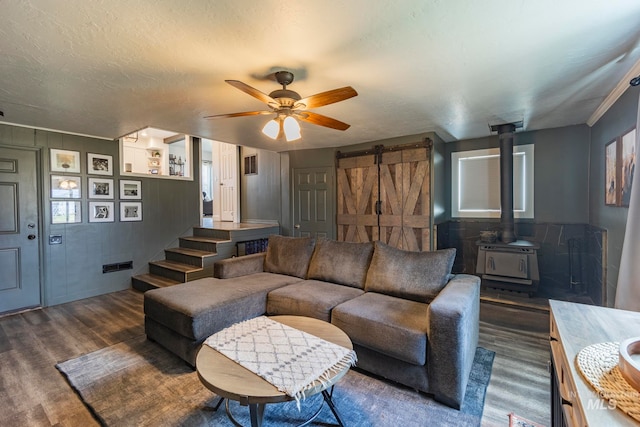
[
  {"left": 294, "top": 224, "right": 300, "bottom": 229},
  {"left": 28, "top": 234, "right": 37, "bottom": 240}
]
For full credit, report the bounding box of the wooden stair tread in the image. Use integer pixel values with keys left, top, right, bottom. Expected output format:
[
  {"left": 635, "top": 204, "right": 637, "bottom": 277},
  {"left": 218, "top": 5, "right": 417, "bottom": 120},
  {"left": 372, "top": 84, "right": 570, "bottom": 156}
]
[
  {"left": 180, "top": 236, "right": 230, "bottom": 244},
  {"left": 149, "top": 260, "right": 203, "bottom": 273},
  {"left": 133, "top": 274, "right": 181, "bottom": 288},
  {"left": 165, "top": 247, "right": 217, "bottom": 258}
]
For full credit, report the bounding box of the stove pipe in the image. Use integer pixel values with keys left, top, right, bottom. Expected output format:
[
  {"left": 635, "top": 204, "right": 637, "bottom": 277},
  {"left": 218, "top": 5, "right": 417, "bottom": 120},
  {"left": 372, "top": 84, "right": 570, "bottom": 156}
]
[{"left": 496, "top": 123, "right": 517, "bottom": 243}]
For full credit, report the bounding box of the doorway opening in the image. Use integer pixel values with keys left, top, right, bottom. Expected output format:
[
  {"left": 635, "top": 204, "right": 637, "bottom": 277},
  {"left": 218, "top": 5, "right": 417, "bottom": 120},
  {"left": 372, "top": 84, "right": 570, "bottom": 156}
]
[{"left": 201, "top": 139, "right": 239, "bottom": 223}]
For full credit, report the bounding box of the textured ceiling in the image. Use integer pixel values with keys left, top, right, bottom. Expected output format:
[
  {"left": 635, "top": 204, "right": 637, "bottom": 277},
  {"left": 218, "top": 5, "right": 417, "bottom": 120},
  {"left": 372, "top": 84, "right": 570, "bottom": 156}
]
[{"left": 1, "top": 0, "right": 640, "bottom": 152}]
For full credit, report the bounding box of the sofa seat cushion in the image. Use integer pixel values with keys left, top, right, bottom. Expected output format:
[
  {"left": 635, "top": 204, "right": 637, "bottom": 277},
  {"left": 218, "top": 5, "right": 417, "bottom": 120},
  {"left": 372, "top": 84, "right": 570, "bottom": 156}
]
[
  {"left": 365, "top": 241, "right": 456, "bottom": 303},
  {"left": 264, "top": 235, "right": 315, "bottom": 278},
  {"left": 331, "top": 292, "right": 429, "bottom": 365},
  {"left": 144, "top": 273, "right": 301, "bottom": 341},
  {"left": 307, "top": 240, "right": 374, "bottom": 289},
  {"left": 267, "top": 280, "right": 364, "bottom": 322}
]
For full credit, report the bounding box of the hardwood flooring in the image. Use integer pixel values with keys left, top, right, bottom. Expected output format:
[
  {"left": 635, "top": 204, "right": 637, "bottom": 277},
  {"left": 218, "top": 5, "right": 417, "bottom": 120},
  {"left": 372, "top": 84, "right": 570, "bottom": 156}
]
[
  {"left": 480, "top": 303, "right": 550, "bottom": 426},
  {"left": 0, "top": 289, "right": 550, "bottom": 426}
]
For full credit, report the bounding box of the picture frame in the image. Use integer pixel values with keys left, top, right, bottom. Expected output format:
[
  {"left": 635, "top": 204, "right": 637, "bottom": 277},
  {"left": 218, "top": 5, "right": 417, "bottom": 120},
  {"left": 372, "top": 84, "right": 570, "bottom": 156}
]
[
  {"left": 120, "top": 202, "right": 142, "bottom": 222},
  {"left": 620, "top": 127, "right": 636, "bottom": 207},
  {"left": 50, "top": 175, "right": 81, "bottom": 199},
  {"left": 119, "top": 180, "right": 142, "bottom": 199},
  {"left": 50, "top": 149, "right": 81, "bottom": 173},
  {"left": 51, "top": 201, "right": 82, "bottom": 224},
  {"left": 605, "top": 139, "right": 618, "bottom": 206},
  {"left": 87, "top": 153, "right": 113, "bottom": 176},
  {"left": 89, "top": 201, "right": 114, "bottom": 223},
  {"left": 88, "top": 178, "right": 114, "bottom": 199}
]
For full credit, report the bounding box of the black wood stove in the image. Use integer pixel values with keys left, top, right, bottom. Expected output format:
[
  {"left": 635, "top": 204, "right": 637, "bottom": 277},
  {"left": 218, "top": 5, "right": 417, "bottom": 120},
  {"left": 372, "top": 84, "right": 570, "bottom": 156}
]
[{"left": 475, "top": 122, "right": 540, "bottom": 295}]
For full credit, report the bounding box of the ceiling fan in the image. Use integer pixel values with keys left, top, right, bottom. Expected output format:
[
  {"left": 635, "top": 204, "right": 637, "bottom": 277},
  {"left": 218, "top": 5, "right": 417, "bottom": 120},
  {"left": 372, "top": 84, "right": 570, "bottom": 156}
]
[{"left": 204, "top": 71, "right": 357, "bottom": 141}]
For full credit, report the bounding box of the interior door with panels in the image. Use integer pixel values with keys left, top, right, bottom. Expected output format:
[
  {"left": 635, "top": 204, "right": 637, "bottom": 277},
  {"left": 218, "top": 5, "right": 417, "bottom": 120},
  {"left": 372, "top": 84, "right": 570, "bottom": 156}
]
[
  {"left": 0, "top": 147, "right": 41, "bottom": 313},
  {"left": 293, "top": 167, "right": 334, "bottom": 239}
]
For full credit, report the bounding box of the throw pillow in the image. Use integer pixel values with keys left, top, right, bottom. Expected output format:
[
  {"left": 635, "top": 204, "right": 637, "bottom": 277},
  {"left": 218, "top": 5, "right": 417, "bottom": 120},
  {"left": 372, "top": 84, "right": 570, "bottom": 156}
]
[
  {"left": 364, "top": 241, "right": 456, "bottom": 303},
  {"left": 264, "top": 235, "right": 315, "bottom": 278},
  {"left": 307, "top": 239, "right": 374, "bottom": 288}
]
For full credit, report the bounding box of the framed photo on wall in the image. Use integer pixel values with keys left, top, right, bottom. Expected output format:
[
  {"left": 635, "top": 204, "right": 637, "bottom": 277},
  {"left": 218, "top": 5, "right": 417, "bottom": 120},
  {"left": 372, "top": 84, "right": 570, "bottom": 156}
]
[
  {"left": 620, "top": 127, "right": 636, "bottom": 207},
  {"left": 119, "top": 180, "right": 141, "bottom": 199},
  {"left": 605, "top": 139, "right": 618, "bottom": 206},
  {"left": 50, "top": 175, "right": 81, "bottom": 199},
  {"left": 50, "top": 149, "right": 81, "bottom": 173},
  {"left": 88, "top": 178, "right": 114, "bottom": 199},
  {"left": 120, "top": 202, "right": 142, "bottom": 221},
  {"left": 89, "top": 201, "right": 114, "bottom": 223},
  {"left": 87, "top": 153, "right": 113, "bottom": 176},
  {"left": 51, "top": 201, "right": 81, "bottom": 224}
]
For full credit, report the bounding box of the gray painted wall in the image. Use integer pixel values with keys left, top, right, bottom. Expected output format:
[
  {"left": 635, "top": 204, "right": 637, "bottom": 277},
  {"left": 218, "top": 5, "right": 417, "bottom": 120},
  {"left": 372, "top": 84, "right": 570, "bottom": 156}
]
[
  {"left": 282, "top": 132, "right": 445, "bottom": 241},
  {"left": 443, "top": 124, "right": 591, "bottom": 224},
  {"left": 589, "top": 85, "right": 639, "bottom": 305},
  {"left": 240, "top": 146, "right": 281, "bottom": 224},
  {"left": 0, "top": 124, "right": 200, "bottom": 307}
]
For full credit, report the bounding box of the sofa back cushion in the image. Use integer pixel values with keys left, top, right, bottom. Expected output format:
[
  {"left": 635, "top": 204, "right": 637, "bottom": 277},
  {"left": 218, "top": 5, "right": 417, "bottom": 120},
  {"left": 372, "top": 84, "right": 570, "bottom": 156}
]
[
  {"left": 264, "top": 235, "right": 315, "bottom": 278},
  {"left": 364, "top": 241, "right": 456, "bottom": 303},
  {"left": 307, "top": 239, "right": 374, "bottom": 289}
]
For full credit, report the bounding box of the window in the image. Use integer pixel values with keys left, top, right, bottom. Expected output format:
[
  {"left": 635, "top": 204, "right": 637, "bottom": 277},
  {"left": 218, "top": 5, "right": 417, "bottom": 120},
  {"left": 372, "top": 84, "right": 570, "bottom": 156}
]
[
  {"left": 244, "top": 154, "right": 257, "bottom": 175},
  {"left": 451, "top": 144, "right": 534, "bottom": 218}
]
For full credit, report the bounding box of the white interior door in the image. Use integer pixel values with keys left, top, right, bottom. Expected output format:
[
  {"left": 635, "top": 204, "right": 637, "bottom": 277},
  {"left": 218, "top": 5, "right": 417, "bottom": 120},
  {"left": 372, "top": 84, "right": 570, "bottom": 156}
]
[
  {"left": 220, "top": 142, "right": 238, "bottom": 222},
  {"left": 0, "top": 147, "right": 41, "bottom": 313}
]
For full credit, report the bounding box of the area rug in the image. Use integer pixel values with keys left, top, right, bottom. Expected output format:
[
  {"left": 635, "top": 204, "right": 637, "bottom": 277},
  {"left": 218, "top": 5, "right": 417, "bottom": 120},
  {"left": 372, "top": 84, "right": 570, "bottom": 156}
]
[{"left": 56, "top": 336, "right": 494, "bottom": 427}]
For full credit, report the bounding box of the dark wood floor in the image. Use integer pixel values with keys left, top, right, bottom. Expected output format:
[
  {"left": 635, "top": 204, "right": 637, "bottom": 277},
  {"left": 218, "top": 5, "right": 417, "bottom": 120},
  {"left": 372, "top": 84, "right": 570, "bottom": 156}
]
[{"left": 0, "top": 289, "right": 550, "bottom": 426}]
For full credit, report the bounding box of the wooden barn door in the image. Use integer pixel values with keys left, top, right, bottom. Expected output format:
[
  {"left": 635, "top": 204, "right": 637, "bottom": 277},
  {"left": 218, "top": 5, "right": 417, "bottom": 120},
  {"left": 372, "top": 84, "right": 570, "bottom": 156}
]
[
  {"left": 336, "top": 141, "right": 432, "bottom": 251},
  {"left": 336, "top": 153, "right": 378, "bottom": 243},
  {"left": 379, "top": 146, "right": 431, "bottom": 251}
]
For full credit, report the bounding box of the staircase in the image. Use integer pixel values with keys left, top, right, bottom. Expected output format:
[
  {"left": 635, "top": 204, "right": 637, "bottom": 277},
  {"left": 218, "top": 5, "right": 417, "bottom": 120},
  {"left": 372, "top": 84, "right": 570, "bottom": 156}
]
[{"left": 132, "top": 223, "right": 279, "bottom": 292}]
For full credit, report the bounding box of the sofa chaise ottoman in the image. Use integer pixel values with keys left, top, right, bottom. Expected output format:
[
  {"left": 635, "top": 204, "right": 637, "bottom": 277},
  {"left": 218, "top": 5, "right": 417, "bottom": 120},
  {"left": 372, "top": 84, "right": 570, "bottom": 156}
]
[{"left": 143, "top": 235, "right": 480, "bottom": 409}]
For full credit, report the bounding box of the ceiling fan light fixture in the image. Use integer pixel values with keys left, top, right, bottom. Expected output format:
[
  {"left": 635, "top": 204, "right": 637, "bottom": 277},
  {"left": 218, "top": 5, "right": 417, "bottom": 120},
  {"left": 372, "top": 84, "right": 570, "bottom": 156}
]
[
  {"left": 207, "top": 73, "right": 356, "bottom": 141},
  {"left": 59, "top": 179, "right": 78, "bottom": 190},
  {"left": 283, "top": 116, "right": 301, "bottom": 142},
  {"left": 262, "top": 118, "right": 280, "bottom": 139}
]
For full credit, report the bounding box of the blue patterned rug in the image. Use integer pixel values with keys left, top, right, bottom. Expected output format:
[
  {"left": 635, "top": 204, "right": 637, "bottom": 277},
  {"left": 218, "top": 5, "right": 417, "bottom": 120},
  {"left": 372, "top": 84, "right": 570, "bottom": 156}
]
[{"left": 57, "top": 335, "right": 494, "bottom": 426}]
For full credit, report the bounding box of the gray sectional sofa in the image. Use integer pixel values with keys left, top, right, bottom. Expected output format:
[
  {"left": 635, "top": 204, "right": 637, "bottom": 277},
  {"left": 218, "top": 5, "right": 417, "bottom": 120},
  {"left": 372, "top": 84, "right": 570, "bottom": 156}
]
[{"left": 144, "top": 235, "right": 480, "bottom": 409}]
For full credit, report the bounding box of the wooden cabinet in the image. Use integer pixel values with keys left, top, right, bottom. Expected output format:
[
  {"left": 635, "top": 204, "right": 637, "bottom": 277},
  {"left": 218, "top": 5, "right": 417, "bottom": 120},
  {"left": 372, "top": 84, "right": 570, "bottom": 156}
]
[
  {"left": 336, "top": 140, "right": 432, "bottom": 251},
  {"left": 549, "top": 300, "right": 640, "bottom": 426}
]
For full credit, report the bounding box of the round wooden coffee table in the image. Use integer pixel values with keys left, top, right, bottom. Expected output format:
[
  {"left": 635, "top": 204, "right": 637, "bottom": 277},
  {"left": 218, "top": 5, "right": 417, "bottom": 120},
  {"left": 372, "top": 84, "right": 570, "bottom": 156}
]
[{"left": 196, "top": 315, "right": 353, "bottom": 427}]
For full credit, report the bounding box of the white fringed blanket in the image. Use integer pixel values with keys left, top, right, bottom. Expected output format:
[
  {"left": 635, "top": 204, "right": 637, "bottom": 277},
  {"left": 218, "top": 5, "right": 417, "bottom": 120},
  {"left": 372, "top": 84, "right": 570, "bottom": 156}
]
[{"left": 204, "top": 316, "right": 357, "bottom": 406}]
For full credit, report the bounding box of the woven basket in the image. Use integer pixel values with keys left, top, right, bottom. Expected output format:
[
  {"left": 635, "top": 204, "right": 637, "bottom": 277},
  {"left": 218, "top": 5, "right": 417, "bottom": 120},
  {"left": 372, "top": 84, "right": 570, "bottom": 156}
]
[{"left": 576, "top": 341, "right": 640, "bottom": 422}]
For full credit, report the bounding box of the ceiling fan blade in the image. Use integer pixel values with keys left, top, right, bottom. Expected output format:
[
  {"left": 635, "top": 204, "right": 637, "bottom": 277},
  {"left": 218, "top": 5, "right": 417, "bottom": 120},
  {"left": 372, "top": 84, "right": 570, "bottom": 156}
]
[
  {"left": 295, "top": 111, "right": 351, "bottom": 131},
  {"left": 294, "top": 86, "right": 357, "bottom": 110},
  {"left": 204, "top": 111, "right": 272, "bottom": 119},
  {"left": 225, "top": 80, "right": 279, "bottom": 107}
]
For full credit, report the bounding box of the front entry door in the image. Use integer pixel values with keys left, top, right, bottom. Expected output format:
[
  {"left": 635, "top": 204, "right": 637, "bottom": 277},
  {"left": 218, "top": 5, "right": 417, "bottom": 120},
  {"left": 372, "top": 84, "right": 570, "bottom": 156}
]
[
  {"left": 292, "top": 167, "right": 334, "bottom": 239},
  {"left": 0, "top": 147, "right": 41, "bottom": 313}
]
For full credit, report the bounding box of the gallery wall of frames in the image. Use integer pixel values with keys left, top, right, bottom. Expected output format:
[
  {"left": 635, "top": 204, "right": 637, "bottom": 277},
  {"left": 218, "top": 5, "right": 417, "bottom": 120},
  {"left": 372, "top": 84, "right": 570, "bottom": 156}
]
[{"left": 49, "top": 148, "right": 142, "bottom": 224}]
